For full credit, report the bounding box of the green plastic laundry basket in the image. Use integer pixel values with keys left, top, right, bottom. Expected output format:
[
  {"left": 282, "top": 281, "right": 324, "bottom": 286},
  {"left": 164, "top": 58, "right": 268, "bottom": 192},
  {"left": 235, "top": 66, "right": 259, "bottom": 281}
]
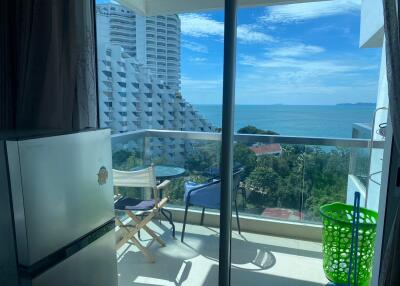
[{"left": 320, "top": 202, "right": 378, "bottom": 286}]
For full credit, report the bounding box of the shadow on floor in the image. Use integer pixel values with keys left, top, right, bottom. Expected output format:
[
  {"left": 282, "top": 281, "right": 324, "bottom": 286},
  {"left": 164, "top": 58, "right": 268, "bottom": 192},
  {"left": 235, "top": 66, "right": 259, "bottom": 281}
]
[
  {"left": 117, "top": 222, "right": 324, "bottom": 286},
  {"left": 204, "top": 264, "right": 325, "bottom": 286}
]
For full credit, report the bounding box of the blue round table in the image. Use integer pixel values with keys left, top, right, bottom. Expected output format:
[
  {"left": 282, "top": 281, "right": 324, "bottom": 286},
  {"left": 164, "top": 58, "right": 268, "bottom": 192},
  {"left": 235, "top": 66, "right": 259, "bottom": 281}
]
[
  {"left": 131, "top": 165, "right": 186, "bottom": 180},
  {"left": 152, "top": 165, "right": 186, "bottom": 180}
]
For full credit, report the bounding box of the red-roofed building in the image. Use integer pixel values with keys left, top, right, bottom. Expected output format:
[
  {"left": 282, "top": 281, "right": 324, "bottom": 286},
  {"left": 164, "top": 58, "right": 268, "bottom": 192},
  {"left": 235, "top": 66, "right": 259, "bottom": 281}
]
[
  {"left": 249, "top": 144, "right": 282, "bottom": 156},
  {"left": 262, "top": 208, "right": 303, "bottom": 221}
]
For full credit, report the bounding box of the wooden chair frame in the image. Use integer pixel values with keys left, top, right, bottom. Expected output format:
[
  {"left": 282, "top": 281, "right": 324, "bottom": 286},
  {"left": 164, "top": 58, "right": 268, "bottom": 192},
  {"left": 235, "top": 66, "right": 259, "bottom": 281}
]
[{"left": 114, "top": 167, "right": 170, "bottom": 263}]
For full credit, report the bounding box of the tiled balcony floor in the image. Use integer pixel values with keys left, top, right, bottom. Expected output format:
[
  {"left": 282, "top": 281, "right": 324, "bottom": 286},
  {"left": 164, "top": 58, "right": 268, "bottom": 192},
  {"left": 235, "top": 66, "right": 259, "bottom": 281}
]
[{"left": 117, "top": 220, "right": 329, "bottom": 286}]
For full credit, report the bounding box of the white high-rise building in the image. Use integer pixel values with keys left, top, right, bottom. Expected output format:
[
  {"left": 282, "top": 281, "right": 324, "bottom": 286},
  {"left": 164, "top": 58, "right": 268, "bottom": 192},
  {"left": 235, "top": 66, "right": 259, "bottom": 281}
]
[
  {"left": 96, "top": 4, "right": 136, "bottom": 54},
  {"left": 96, "top": 3, "right": 180, "bottom": 92},
  {"left": 96, "top": 3, "right": 214, "bottom": 162},
  {"left": 135, "top": 14, "right": 181, "bottom": 92}
]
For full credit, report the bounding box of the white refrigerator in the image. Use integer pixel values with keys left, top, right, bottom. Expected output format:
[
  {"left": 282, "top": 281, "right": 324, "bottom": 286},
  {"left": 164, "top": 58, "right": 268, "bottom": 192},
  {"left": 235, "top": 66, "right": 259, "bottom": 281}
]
[{"left": 0, "top": 129, "right": 117, "bottom": 286}]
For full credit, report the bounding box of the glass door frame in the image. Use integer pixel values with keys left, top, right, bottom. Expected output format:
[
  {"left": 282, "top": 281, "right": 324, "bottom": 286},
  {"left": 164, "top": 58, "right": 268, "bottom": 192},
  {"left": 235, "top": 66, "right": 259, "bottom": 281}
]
[
  {"left": 219, "top": 0, "right": 238, "bottom": 285},
  {"left": 91, "top": 0, "right": 395, "bottom": 284}
]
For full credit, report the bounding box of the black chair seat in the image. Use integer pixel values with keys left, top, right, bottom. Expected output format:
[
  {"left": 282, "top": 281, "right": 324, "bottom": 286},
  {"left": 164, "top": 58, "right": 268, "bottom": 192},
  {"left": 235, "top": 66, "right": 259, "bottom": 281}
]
[{"left": 115, "top": 197, "right": 155, "bottom": 211}]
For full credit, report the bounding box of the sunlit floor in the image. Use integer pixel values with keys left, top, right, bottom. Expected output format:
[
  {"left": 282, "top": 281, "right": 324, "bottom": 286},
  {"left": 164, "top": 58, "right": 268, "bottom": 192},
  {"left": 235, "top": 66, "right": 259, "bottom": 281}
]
[{"left": 117, "top": 220, "right": 329, "bottom": 286}]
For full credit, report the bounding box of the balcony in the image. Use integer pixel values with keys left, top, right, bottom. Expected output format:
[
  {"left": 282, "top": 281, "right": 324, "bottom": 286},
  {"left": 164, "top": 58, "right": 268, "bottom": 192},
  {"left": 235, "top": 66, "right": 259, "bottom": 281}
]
[
  {"left": 117, "top": 220, "right": 326, "bottom": 286},
  {"left": 109, "top": 18, "right": 133, "bottom": 25},
  {"left": 110, "top": 25, "right": 135, "bottom": 32},
  {"left": 111, "top": 129, "right": 384, "bottom": 286},
  {"left": 167, "top": 37, "right": 179, "bottom": 43},
  {"left": 110, "top": 31, "right": 135, "bottom": 38},
  {"left": 111, "top": 37, "right": 135, "bottom": 45},
  {"left": 167, "top": 17, "right": 178, "bottom": 24}
]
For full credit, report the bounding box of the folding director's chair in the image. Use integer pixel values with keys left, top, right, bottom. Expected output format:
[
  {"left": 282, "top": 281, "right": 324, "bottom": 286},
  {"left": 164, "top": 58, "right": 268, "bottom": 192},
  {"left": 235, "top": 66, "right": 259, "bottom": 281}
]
[{"left": 113, "top": 166, "right": 170, "bottom": 263}]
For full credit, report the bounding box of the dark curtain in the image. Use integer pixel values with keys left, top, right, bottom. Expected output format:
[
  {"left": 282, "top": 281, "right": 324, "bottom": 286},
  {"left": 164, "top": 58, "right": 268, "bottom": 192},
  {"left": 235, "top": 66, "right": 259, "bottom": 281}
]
[
  {"left": 0, "top": 0, "right": 98, "bottom": 131},
  {"left": 0, "top": 1, "right": 17, "bottom": 129},
  {"left": 380, "top": 0, "right": 400, "bottom": 285}
]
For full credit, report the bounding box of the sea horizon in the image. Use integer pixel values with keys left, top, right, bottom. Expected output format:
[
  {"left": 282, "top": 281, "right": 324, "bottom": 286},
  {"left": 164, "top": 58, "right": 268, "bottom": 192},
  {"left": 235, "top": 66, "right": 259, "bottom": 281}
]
[
  {"left": 192, "top": 102, "right": 376, "bottom": 106},
  {"left": 194, "top": 104, "right": 376, "bottom": 138}
]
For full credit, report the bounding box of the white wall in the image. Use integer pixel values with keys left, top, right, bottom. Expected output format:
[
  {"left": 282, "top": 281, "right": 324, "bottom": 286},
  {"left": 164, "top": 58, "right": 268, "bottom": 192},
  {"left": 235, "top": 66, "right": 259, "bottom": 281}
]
[
  {"left": 360, "top": 0, "right": 384, "bottom": 48},
  {"left": 348, "top": 0, "right": 388, "bottom": 212},
  {"left": 347, "top": 175, "right": 367, "bottom": 207},
  {"left": 367, "top": 42, "right": 388, "bottom": 211}
]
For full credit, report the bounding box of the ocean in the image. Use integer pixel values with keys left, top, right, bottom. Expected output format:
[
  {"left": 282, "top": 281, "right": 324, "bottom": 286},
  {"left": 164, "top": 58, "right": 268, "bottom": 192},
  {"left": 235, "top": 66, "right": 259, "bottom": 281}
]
[{"left": 194, "top": 104, "right": 376, "bottom": 138}]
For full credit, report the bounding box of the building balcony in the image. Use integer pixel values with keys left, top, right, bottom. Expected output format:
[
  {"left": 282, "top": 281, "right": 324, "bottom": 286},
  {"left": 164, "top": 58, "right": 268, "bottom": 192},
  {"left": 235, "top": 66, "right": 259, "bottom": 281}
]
[
  {"left": 110, "top": 24, "right": 135, "bottom": 31},
  {"left": 110, "top": 30, "right": 135, "bottom": 38},
  {"left": 101, "top": 65, "right": 112, "bottom": 72},
  {"left": 109, "top": 13, "right": 135, "bottom": 20},
  {"left": 127, "top": 85, "right": 139, "bottom": 93},
  {"left": 167, "top": 23, "right": 177, "bottom": 29},
  {"left": 167, "top": 46, "right": 179, "bottom": 53},
  {"left": 103, "top": 116, "right": 114, "bottom": 123},
  {"left": 167, "top": 68, "right": 179, "bottom": 74},
  {"left": 110, "top": 36, "right": 135, "bottom": 44},
  {"left": 167, "top": 17, "right": 178, "bottom": 24},
  {"left": 109, "top": 18, "right": 133, "bottom": 26},
  {"left": 167, "top": 30, "right": 178, "bottom": 36},
  {"left": 111, "top": 129, "right": 385, "bottom": 286},
  {"left": 167, "top": 36, "right": 179, "bottom": 42}
]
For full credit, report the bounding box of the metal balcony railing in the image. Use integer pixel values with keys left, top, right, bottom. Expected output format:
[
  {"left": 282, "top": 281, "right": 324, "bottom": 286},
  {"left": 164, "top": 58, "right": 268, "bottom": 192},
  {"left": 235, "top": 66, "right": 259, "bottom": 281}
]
[{"left": 111, "top": 129, "right": 384, "bottom": 149}]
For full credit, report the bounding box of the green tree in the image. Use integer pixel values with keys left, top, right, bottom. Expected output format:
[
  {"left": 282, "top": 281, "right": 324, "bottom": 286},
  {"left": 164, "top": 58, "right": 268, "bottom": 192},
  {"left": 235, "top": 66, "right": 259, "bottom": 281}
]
[
  {"left": 185, "top": 142, "right": 220, "bottom": 172},
  {"left": 112, "top": 150, "right": 131, "bottom": 168},
  {"left": 243, "top": 142, "right": 349, "bottom": 221},
  {"left": 112, "top": 150, "right": 142, "bottom": 171},
  {"left": 238, "top": 125, "right": 279, "bottom": 135},
  {"left": 234, "top": 143, "right": 257, "bottom": 177},
  {"left": 245, "top": 166, "right": 279, "bottom": 197}
]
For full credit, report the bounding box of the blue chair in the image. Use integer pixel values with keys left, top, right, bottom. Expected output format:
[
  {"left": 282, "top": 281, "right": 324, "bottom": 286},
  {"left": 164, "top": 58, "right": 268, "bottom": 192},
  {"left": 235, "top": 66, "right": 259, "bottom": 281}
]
[{"left": 181, "top": 169, "right": 243, "bottom": 242}]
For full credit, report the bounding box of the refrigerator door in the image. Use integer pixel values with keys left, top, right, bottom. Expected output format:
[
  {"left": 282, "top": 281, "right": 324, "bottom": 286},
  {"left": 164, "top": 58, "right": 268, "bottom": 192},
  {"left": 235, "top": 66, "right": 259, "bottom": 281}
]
[
  {"left": 22, "top": 230, "right": 117, "bottom": 286},
  {"left": 7, "top": 129, "right": 114, "bottom": 267}
]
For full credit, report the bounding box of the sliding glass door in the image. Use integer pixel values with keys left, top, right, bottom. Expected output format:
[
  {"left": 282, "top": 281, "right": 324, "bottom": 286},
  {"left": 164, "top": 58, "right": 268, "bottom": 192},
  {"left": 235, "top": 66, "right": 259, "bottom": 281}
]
[
  {"left": 95, "top": 0, "right": 393, "bottom": 285},
  {"left": 230, "top": 1, "right": 391, "bottom": 286}
]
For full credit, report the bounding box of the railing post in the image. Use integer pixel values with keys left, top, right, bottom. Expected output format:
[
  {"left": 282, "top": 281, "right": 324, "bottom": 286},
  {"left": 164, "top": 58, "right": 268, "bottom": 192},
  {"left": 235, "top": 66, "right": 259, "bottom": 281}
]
[{"left": 219, "top": 0, "right": 237, "bottom": 285}]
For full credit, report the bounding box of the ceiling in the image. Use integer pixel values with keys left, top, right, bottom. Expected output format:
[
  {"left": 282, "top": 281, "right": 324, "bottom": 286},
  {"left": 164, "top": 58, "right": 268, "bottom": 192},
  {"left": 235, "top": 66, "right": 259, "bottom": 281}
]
[{"left": 116, "top": 0, "right": 326, "bottom": 16}]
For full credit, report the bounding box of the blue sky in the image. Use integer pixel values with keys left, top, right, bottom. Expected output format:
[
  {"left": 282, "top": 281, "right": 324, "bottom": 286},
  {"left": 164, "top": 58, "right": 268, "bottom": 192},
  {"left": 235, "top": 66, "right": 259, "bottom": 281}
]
[{"left": 180, "top": 0, "right": 382, "bottom": 105}]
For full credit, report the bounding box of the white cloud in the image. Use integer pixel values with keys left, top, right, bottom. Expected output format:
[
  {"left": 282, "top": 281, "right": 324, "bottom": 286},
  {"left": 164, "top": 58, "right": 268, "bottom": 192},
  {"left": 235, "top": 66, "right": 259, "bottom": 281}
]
[
  {"left": 180, "top": 14, "right": 224, "bottom": 37},
  {"left": 182, "top": 40, "right": 208, "bottom": 53},
  {"left": 261, "top": 0, "right": 360, "bottom": 23},
  {"left": 237, "top": 24, "right": 274, "bottom": 43},
  {"left": 235, "top": 78, "right": 377, "bottom": 105},
  {"left": 235, "top": 44, "right": 379, "bottom": 105},
  {"left": 239, "top": 54, "right": 372, "bottom": 78},
  {"left": 180, "top": 14, "right": 273, "bottom": 43},
  {"left": 189, "top": 57, "right": 207, "bottom": 62},
  {"left": 266, "top": 43, "right": 325, "bottom": 57}
]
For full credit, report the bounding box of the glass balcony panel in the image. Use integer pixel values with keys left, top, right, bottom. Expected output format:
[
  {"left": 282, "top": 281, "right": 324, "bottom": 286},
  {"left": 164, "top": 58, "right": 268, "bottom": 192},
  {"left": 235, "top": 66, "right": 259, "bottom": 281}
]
[{"left": 110, "top": 130, "right": 381, "bottom": 286}]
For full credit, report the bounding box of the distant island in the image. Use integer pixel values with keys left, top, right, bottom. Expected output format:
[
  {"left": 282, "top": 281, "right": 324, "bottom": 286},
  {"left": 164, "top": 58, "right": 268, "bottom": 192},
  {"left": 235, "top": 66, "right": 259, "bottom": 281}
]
[{"left": 336, "top": 102, "right": 375, "bottom": 106}]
